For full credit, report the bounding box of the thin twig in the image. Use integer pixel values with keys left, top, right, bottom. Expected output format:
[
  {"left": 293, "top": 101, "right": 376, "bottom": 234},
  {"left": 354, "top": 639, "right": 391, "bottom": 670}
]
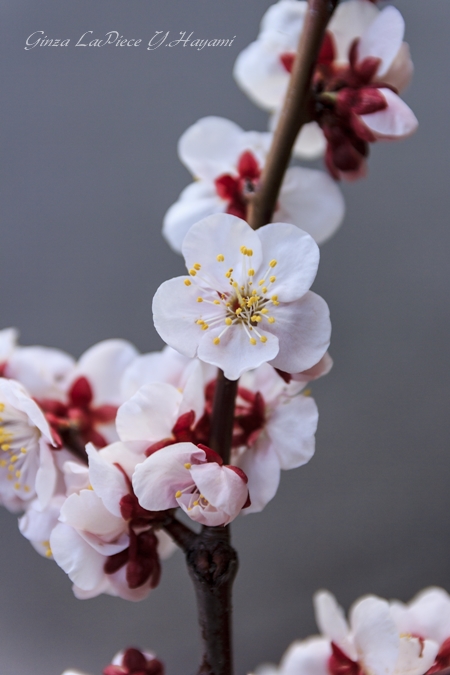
[{"left": 247, "top": 0, "right": 339, "bottom": 231}]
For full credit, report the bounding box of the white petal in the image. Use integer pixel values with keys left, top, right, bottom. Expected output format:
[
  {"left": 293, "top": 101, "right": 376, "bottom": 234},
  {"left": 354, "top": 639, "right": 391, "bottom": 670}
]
[
  {"left": 157, "top": 529, "right": 177, "bottom": 560},
  {"left": 276, "top": 168, "right": 345, "bottom": 245},
  {"left": 293, "top": 122, "right": 327, "bottom": 160},
  {"left": 74, "top": 339, "right": 139, "bottom": 406},
  {"left": 0, "top": 327, "right": 18, "bottom": 363},
  {"left": 6, "top": 346, "right": 75, "bottom": 400},
  {"left": 35, "top": 440, "right": 57, "bottom": 508},
  {"left": 256, "top": 221, "right": 319, "bottom": 301},
  {"left": 197, "top": 321, "right": 279, "bottom": 381},
  {"left": 0, "top": 378, "right": 54, "bottom": 442},
  {"left": 50, "top": 523, "right": 106, "bottom": 591},
  {"left": 121, "top": 347, "right": 192, "bottom": 399},
  {"left": 163, "top": 182, "right": 225, "bottom": 254},
  {"left": 178, "top": 360, "right": 206, "bottom": 422},
  {"left": 268, "top": 292, "right": 331, "bottom": 373},
  {"left": 87, "top": 442, "right": 141, "bottom": 517},
  {"left": 383, "top": 43, "right": 413, "bottom": 92},
  {"left": 328, "top": 0, "right": 379, "bottom": 64},
  {"left": 314, "top": 591, "right": 356, "bottom": 660},
  {"left": 233, "top": 40, "right": 290, "bottom": 111},
  {"left": 191, "top": 462, "right": 248, "bottom": 516},
  {"left": 60, "top": 490, "right": 125, "bottom": 540},
  {"left": 350, "top": 596, "right": 399, "bottom": 675},
  {"left": 116, "top": 383, "right": 182, "bottom": 443},
  {"left": 152, "top": 276, "right": 210, "bottom": 358},
  {"left": 359, "top": 89, "right": 418, "bottom": 140},
  {"left": 178, "top": 116, "right": 245, "bottom": 180},
  {"left": 235, "top": 435, "right": 280, "bottom": 514},
  {"left": 395, "top": 637, "right": 438, "bottom": 675},
  {"left": 358, "top": 6, "right": 404, "bottom": 77},
  {"left": 182, "top": 214, "right": 263, "bottom": 293},
  {"left": 133, "top": 442, "right": 205, "bottom": 511},
  {"left": 266, "top": 394, "right": 317, "bottom": 470},
  {"left": 280, "top": 636, "right": 332, "bottom": 675}
]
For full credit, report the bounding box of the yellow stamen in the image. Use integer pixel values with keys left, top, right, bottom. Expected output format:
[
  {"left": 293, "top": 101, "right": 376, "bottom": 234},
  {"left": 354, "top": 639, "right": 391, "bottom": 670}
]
[
  {"left": 269, "top": 259, "right": 277, "bottom": 268},
  {"left": 175, "top": 490, "right": 182, "bottom": 498},
  {"left": 213, "top": 300, "right": 220, "bottom": 305},
  {"left": 184, "top": 463, "right": 192, "bottom": 470},
  {"left": 240, "top": 246, "right": 247, "bottom": 254},
  {"left": 260, "top": 336, "right": 267, "bottom": 343},
  {"left": 261, "top": 308, "right": 268, "bottom": 314},
  {"left": 1, "top": 444, "right": 10, "bottom": 451},
  {"left": 248, "top": 269, "right": 255, "bottom": 276},
  {"left": 262, "top": 287, "right": 268, "bottom": 294},
  {"left": 184, "top": 279, "right": 192, "bottom": 286},
  {"left": 225, "top": 318, "right": 232, "bottom": 326},
  {"left": 217, "top": 254, "right": 225, "bottom": 262},
  {"left": 197, "top": 297, "right": 203, "bottom": 302},
  {"left": 193, "top": 263, "right": 201, "bottom": 270},
  {"left": 236, "top": 308, "right": 242, "bottom": 316},
  {"left": 201, "top": 324, "right": 209, "bottom": 330},
  {"left": 249, "top": 338, "right": 257, "bottom": 345},
  {"left": 270, "top": 276, "right": 276, "bottom": 283},
  {"left": 268, "top": 317, "right": 275, "bottom": 324},
  {"left": 213, "top": 337, "right": 220, "bottom": 345},
  {"left": 189, "top": 269, "right": 197, "bottom": 276}
]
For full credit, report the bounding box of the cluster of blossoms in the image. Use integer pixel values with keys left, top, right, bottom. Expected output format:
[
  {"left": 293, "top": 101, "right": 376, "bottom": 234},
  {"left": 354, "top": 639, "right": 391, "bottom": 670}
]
[
  {"left": 234, "top": 0, "right": 417, "bottom": 179},
  {"left": 0, "top": 300, "right": 330, "bottom": 599},
  {"left": 3, "top": 1, "right": 427, "bottom": 673},
  {"left": 252, "top": 587, "right": 450, "bottom": 675}
]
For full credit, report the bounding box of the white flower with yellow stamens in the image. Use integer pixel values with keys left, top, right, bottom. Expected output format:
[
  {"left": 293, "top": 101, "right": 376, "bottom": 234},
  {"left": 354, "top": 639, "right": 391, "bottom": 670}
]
[
  {"left": 153, "top": 214, "right": 331, "bottom": 381},
  {"left": 0, "top": 378, "right": 56, "bottom": 512}
]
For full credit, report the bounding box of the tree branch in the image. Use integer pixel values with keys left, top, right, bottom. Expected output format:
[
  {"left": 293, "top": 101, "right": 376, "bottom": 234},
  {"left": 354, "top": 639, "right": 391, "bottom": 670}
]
[{"left": 247, "top": 0, "right": 339, "bottom": 231}]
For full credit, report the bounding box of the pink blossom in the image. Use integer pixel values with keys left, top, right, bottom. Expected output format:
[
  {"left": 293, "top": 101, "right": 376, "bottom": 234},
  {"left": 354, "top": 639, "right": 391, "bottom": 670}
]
[{"left": 133, "top": 442, "right": 249, "bottom": 527}]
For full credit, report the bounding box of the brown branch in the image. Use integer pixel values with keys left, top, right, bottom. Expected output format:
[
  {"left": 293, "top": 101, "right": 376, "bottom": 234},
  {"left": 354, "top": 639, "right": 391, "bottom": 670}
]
[
  {"left": 247, "top": 0, "right": 339, "bottom": 231},
  {"left": 208, "top": 371, "right": 238, "bottom": 465}
]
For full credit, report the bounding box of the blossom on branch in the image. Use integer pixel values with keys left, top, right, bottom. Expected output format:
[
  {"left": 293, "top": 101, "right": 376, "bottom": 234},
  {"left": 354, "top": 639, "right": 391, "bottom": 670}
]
[
  {"left": 234, "top": 0, "right": 417, "bottom": 179},
  {"left": 153, "top": 214, "right": 331, "bottom": 380},
  {"left": 0, "top": 378, "right": 56, "bottom": 512},
  {"left": 50, "top": 442, "right": 175, "bottom": 600},
  {"left": 163, "top": 116, "right": 344, "bottom": 249},
  {"left": 133, "top": 441, "right": 250, "bottom": 526},
  {"left": 61, "top": 648, "right": 164, "bottom": 675}
]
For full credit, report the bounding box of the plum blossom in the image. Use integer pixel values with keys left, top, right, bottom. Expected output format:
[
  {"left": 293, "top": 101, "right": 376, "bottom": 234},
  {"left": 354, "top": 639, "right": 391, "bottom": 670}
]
[
  {"left": 314, "top": 590, "right": 438, "bottom": 675},
  {"left": 250, "top": 636, "right": 331, "bottom": 675},
  {"left": 5, "top": 344, "right": 75, "bottom": 401},
  {"left": 390, "top": 588, "right": 450, "bottom": 674},
  {"left": 0, "top": 378, "right": 56, "bottom": 512},
  {"left": 163, "top": 116, "right": 344, "bottom": 249},
  {"left": 231, "top": 363, "right": 320, "bottom": 513},
  {"left": 61, "top": 648, "right": 164, "bottom": 675},
  {"left": 133, "top": 442, "right": 250, "bottom": 526},
  {"left": 234, "top": 1, "right": 417, "bottom": 179},
  {"left": 51, "top": 442, "right": 175, "bottom": 600},
  {"left": 27, "top": 339, "right": 138, "bottom": 450},
  {"left": 153, "top": 214, "right": 331, "bottom": 381}
]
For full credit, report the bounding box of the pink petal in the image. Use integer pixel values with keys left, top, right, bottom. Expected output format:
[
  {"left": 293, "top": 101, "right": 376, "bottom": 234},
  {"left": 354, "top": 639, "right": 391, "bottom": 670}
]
[
  {"left": 358, "top": 6, "right": 405, "bottom": 77},
  {"left": 360, "top": 89, "right": 418, "bottom": 139},
  {"left": 314, "top": 591, "right": 357, "bottom": 661},
  {"left": 350, "top": 596, "right": 399, "bottom": 675}
]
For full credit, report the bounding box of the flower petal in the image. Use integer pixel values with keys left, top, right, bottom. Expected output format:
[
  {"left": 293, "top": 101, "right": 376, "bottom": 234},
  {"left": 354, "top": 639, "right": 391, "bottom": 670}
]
[
  {"left": 275, "top": 167, "right": 345, "bottom": 245},
  {"left": 314, "top": 590, "right": 356, "bottom": 661},
  {"left": 358, "top": 6, "right": 405, "bottom": 77},
  {"left": 197, "top": 320, "right": 279, "bottom": 381},
  {"left": 178, "top": 116, "right": 245, "bottom": 180},
  {"left": 280, "top": 636, "right": 332, "bottom": 675},
  {"left": 350, "top": 596, "right": 399, "bottom": 675},
  {"left": 235, "top": 435, "right": 280, "bottom": 514},
  {"left": 266, "top": 393, "right": 317, "bottom": 470},
  {"left": 50, "top": 523, "right": 106, "bottom": 591},
  {"left": 395, "top": 636, "right": 439, "bottom": 675},
  {"left": 133, "top": 442, "right": 205, "bottom": 511},
  {"left": 153, "top": 276, "right": 212, "bottom": 358},
  {"left": 163, "top": 182, "right": 225, "bottom": 253},
  {"left": 190, "top": 462, "right": 248, "bottom": 517},
  {"left": 256, "top": 221, "right": 319, "bottom": 301},
  {"left": 182, "top": 214, "right": 263, "bottom": 292},
  {"left": 116, "top": 383, "right": 182, "bottom": 443},
  {"left": 328, "top": 0, "right": 379, "bottom": 64},
  {"left": 268, "top": 292, "right": 331, "bottom": 374},
  {"left": 359, "top": 89, "right": 418, "bottom": 139}
]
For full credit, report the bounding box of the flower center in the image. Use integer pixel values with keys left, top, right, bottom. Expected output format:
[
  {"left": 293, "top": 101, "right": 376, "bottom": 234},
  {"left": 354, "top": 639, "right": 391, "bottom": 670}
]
[
  {"left": 189, "top": 247, "right": 279, "bottom": 347},
  {"left": 0, "top": 400, "right": 39, "bottom": 495},
  {"left": 214, "top": 151, "right": 261, "bottom": 220}
]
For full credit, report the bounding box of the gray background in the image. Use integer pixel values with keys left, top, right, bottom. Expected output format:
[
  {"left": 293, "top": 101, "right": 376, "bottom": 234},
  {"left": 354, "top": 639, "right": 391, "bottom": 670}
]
[{"left": 0, "top": 1, "right": 449, "bottom": 673}]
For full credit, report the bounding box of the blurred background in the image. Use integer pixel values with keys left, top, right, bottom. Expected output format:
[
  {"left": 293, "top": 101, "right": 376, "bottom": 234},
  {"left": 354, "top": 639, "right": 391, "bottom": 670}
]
[{"left": 1, "top": 1, "right": 449, "bottom": 673}]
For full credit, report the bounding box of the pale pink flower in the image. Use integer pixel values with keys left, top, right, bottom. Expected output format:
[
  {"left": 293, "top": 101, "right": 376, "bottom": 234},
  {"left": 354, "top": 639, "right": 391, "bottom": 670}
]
[
  {"left": 0, "top": 378, "right": 56, "bottom": 511},
  {"left": 390, "top": 588, "right": 450, "bottom": 674},
  {"left": 133, "top": 442, "right": 249, "bottom": 527},
  {"left": 231, "top": 363, "right": 319, "bottom": 513},
  {"left": 153, "top": 214, "right": 331, "bottom": 381},
  {"left": 314, "top": 590, "right": 438, "bottom": 675},
  {"left": 163, "top": 116, "right": 344, "bottom": 249},
  {"left": 234, "top": 1, "right": 417, "bottom": 179},
  {"left": 51, "top": 442, "right": 174, "bottom": 601}
]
